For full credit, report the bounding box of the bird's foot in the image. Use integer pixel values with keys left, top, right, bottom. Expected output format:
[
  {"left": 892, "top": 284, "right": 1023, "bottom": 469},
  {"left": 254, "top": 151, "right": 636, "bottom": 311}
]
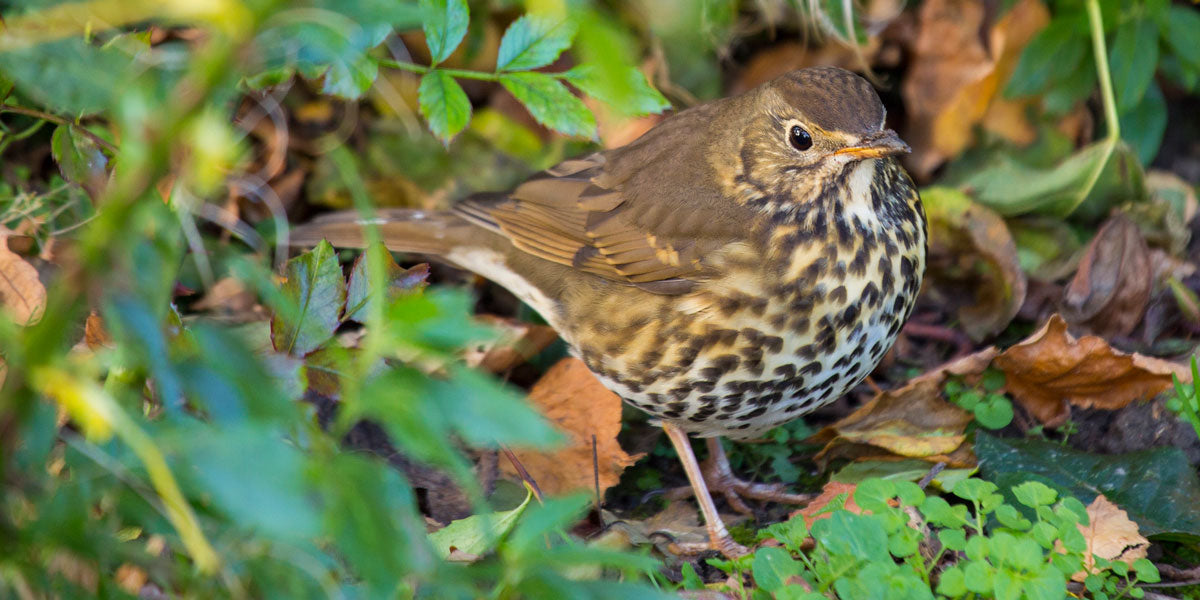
[
  {"left": 700, "top": 465, "right": 814, "bottom": 516},
  {"left": 669, "top": 533, "right": 750, "bottom": 558}
]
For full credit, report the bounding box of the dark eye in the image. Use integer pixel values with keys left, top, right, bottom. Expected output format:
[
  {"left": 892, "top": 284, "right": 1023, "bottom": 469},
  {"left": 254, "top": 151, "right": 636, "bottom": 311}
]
[{"left": 789, "top": 125, "right": 812, "bottom": 151}]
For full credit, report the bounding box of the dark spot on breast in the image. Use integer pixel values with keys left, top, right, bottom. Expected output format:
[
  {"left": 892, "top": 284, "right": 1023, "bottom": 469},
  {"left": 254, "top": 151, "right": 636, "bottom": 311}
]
[{"left": 829, "top": 285, "right": 847, "bottom": 305}]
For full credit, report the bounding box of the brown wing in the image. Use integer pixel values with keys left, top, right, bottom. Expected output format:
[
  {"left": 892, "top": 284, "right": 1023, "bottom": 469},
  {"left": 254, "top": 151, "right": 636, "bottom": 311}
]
[{"left": 453, "top": 102, "right": 755, "bottom": 295}]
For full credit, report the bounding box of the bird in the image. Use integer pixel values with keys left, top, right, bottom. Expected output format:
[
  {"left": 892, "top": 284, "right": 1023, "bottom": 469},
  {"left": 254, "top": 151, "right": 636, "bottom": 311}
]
[{"left": 291, "top": 66, "right": 927, "bottom": 557}]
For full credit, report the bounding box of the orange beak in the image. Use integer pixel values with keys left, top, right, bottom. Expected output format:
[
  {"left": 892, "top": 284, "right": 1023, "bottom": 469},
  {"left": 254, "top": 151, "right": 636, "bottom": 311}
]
[{"left": 833, "top": 130, "right": 911, "bottom": 159}]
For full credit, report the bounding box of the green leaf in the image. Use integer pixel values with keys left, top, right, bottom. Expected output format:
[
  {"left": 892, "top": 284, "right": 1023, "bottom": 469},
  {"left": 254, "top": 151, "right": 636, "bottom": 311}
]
[
  {"left": 564, "top": 64, "right": 671, "bottom": 116},
  {"left": 1161, "top": 5, "right": 1200, "bottom": 70},
  {"left": 496, "top": 15, "right": 577, "bottom": 71},
  {"left": 0, "top": 37, "right": 143, "bottom": 115},
  {"left": 1012, "top": 481, "right": 1058, "bottom": 508},
  {"left": 418, "top": 70, "right": 472, "bottom": 143},
  {"left": 938, "top": 528, "right": 967, "bottom": 551},
  {"left": 179, "top": 425, "right": 320, "bottom": 542},
  {"left": 252, "top": 21, "right": 391, "bottom": 99},
  {"left": 1109, "top": 17, "right": 1159, "bottom": 112},
  {"left": 1119, "top": 80, "right": 1167, "bottom": 166},
  {"left": 974, "top": 396, "right": 1014, "bottom": 430},
  {"left": 936, "top": 565, "right": 967, "bottom": 596},
  {"left": 977, "top": 432, "right": 1200, "bottom": 540},
  {"left": 1005, "top": 18, "right": 1087, "bottom": 98},
  {"left": 270, "top": 239, "right": 346, "bottom": 356},
  {"left": 428, "top": 487, "right": 533, "bottom": 558},
  {"left": 813, "top": 511, "right": 891, "bottom": 563},
  {"left": 420, "top": 0, "right": 469, "bottom": 65},
  {"left": 500, "top": 71, "right": 597, "bottom": 138},
  {"left": 344, "top": 244, "right": 428, "bottom": 324},
  {"left": 50, "top": 124, "right": 107, "bottom": 187},
  {"left": 751, "top": 547, "right": 804, "bottom": 592}
]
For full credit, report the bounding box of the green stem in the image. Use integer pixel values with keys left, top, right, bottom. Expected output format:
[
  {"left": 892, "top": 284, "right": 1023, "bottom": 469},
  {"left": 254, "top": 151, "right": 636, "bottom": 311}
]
[
  {"left": 379, "top": 58, "right": 572, "bottom": 83},
  {"left": 0, "top": 104, "right": 118, "bottom": 154},
  {"left": 1066, "top": 0, "right": 1121, "bottom": 214}
]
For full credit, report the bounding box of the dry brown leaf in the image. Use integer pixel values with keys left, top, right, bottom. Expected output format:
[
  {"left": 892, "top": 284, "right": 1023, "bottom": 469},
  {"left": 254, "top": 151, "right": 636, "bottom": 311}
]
[
  {"left": 792, "top": 481, "right": 863, "bottom": 526},
  {"left": 925, "top": 188, "right": 1027, "bottom": 340},
  {"left": 902, "top": 0, "right": 1049, "bottom": 177},
  {"left": 1061, "top": 215, "right": 1151, "bottom": 338},
  {"left": 114, "top": 563, "right": 148, "bottom": 596},
  {"left": 994, "top": 314, "right": 1190, "bottom": 426},
  {"left": 502, "top": 358, "right": 638, "bottom": 496},
  {"left": 463, "top": 315, "right": 558, "bottom": 373},
  {"left": 0, "top": 230, "right": 46, "bottom": 326},
  {"left": 84, "top": 311, "right": 113, "bottom": 350},
  {"left": 193, "top": 277, "right": 258, "bottom": 315},
  {"left": 1064, "top": 495, "right": 1149, "bottom": 582},
  {"left": 808, "top": 378, "right": 974, "bottom": 467}
]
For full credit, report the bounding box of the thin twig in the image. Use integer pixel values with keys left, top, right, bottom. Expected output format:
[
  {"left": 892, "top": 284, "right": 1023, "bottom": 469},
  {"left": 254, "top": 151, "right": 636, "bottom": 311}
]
[{"left": 0, "top": 105, "right": 118, "bottom": 154}]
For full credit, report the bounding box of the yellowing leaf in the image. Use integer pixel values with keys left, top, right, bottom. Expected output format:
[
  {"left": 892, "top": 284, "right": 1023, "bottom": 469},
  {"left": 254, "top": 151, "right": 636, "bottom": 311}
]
[{"left": 428, "top": 486, "right": 533, "bottom": 560}]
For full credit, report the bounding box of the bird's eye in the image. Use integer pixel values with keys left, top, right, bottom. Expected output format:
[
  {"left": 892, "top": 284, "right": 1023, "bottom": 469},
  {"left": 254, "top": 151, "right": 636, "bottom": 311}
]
[{"left": 789, "top": 126, "right": 812, "bottom": 151}]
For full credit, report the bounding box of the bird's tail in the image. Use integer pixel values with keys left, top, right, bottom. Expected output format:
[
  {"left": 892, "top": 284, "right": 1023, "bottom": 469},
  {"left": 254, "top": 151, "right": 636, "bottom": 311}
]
[{"left": 288, "top": 208, "right": 477, "bottom": 256}]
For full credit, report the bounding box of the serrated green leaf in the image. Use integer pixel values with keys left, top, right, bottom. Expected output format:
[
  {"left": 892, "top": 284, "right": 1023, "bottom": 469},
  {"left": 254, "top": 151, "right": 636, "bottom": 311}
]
[
  {"left": 428, "top": 487, "right": 532, "bottom": 558},
  {"left": 252, "top": 21, "right": 391, "bottom": 99},
  {"left": 1005, "top": 18, "right": 1087, "bottom": 98},
  {"left": 496, "top": 15, "right": 577, "bottom": 71},
  {"left": 1109, "top": 17, "right": 1159, "bottom": 112},
  {"left": 500, "top": 71, "right": 596, "bottom": 138},
  {"left": 1119, "top": 80, "right": 1166, "bottom": 166},
  {"left": 564, "top": 64, "right": 670, "bottom": 116},
  {"left": 418, "top": 70, "right": 472, "bottom": 143},
  {"left": 420, "top": 0, "right": 468, "bottom": 65},
  {"left": 50, "top": 124, "right": 107, "bottom": 187},
  {"left": 344, "top": 245, "right": 428, "bottom": 324},
  {"left": 978, "top": 432, "right": 1200, "bottom": 541},
  {"left": 270, "top": 239, "right": 346, "bottom": 356}
]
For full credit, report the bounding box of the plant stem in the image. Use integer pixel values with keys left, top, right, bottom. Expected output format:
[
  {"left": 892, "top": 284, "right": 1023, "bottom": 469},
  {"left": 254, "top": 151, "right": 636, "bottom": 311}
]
[
  {"left": 0, "top": 104, "right": 118, "bottom": 154},
  {"left": 1067, "top": 0, "right": 1121, "bottom": 214},
  {"left": 379, "top": 59, "right": 503, "bottom": 81}
]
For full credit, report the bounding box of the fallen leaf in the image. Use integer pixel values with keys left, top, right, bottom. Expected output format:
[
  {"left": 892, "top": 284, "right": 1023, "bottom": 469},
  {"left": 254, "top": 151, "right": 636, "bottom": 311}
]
[
  {"left": 0, "top": 230, "right": 46, "bottom": 326},
  {"left": 84, "top": 311, "right": 113, "bottom": 350},
  {"left": 428, "top": 486, "right": 533, "bottom": 560},
  {"left": 502, "top": 358, "right": 638, "bottom": 496},
  {"left": 923, "top": 187, "right": 1027, "bottom": 340},
  {"left": 192, "top": 277, "right": 258, "bottom": 315},
  {"left": 993, "top": 314, "right": 1190, "bottom": 425},
  {"left": 114, "top": 563, "right": 148, "bottom": 596},
  {"left": 902, "top": 0, "right": 1049, "bottom": 177},
  {"left": 1069, "top": 494, "right": 1149, "bottom": 582},
  {"left": 808, "top": 378, "right": 975, "bottom": 467},
  {"left": 792, "top": 481, "right": 863, "bottom": 527},
  {"left": 1061, "top": 214, "right": 1151, "bottom": 338},
  {"left": 463, "top": 315, "right": 558, "bottom": 373}
]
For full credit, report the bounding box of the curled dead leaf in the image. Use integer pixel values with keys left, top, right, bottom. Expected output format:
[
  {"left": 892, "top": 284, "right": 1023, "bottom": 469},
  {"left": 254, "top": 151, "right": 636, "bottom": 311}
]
[
  {"left": 993, "top": 314, "right": 1190, "bottom": 426},
  {"left": 902, "top": 0, "right": 1049, "bottom": 177},
  {"left": 808, "top": 378, "right": 975, "bottom": 468},
  {"left": 1061, "top": 214, "right": 1151, "bottom": 338},
  {"left": 1060, "top": 494, "right": 1149, "bottom": 582},
  {"left": 502, "top": 358, "right": 638, "bottom": 496},
  {"left": 923, "top": 187, "right": 1027, "bottom": 340},
  {"left": 0, "top": 230, "right": 46, "bottom": 326}
]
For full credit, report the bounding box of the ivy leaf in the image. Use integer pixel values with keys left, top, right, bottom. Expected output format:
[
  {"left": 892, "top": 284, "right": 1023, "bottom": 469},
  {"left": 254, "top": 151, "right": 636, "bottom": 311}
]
[
  {"left": 270, "top": 240, "right": 346, "bottom": 356},
  {"left": 1119, "top": 80, "right": 1167, "bottom": 166},
  {"left": 563, "top": 64, "right": 670, "bottom": 116},
  {"left": 500, "top": 71, "right": 596, "bottom": 138},
  {"left": 977, "top": 432, "right": 1200, "bottom": 541},
  {"left": 420, "top": 0, "right": 469, "bottom": 65},
  {"left": 1109, "top": 17, "right": 1159, "bottom": 112},
  {"left": 496, "top": 15, "right": 577, "bottom": 72},
  {"left": 418, "top": 70, "right": 472, "bottom": 143}
]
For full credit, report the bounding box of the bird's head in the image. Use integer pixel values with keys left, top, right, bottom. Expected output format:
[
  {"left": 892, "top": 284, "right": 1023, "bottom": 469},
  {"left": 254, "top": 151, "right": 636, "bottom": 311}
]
[{"left": 731, "top": 67, "right": 910, "bottom": 201}]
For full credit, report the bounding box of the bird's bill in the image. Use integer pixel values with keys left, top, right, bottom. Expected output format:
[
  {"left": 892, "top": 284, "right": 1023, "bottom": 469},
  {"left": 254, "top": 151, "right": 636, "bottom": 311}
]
[{"left": 833, "top": 130, "right": 911, "bottom": 159}]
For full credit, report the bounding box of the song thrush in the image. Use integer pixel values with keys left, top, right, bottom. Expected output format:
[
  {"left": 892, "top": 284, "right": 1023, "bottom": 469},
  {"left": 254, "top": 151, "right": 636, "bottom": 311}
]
[{"left": 292, "top": 66, "right": 927, "bottom": 556}]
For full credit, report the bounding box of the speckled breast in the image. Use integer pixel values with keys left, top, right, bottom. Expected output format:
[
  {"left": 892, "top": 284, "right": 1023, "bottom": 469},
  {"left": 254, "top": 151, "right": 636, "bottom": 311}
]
[{"left": 571, "top": 159, "right": 926, "bottom": 439}]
